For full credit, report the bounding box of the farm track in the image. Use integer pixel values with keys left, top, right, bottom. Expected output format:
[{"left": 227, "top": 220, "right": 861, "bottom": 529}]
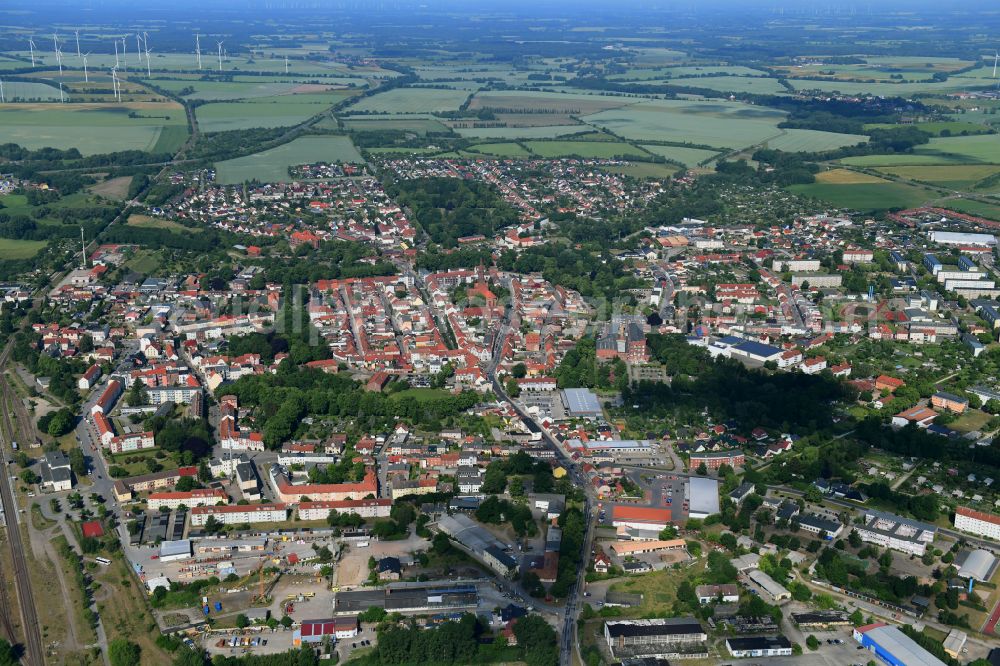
[{"left": 0, "top": 346, "right": 43, "bottom": 666}]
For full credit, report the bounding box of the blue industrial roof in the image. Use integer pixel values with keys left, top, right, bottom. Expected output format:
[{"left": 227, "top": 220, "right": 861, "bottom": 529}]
[
  {"left": 562, "top": 388, "right": 602, "bottom": 415},
  {"left": 733, "top": 340, "right": 783, "bottom": 359}
]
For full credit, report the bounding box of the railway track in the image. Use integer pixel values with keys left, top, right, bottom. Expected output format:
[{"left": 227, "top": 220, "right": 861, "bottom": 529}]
[{"left": 0, "top": 345, "right": 43, "bottom": 666}]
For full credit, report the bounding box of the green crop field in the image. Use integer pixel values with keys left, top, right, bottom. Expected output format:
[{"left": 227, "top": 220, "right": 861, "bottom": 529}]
[
  {"left": 215, "top": 136, "right": 364, "bottom": 184},
  {"left": 195, "top": 91, "right": 355, "bottom": 132},
  {"left": 0, "top": 102, "right": 187, "bottom": 154},
  {"left": 0, "top": 239, "right": 46, "bottom": 259},
  {"left": 838, "top": 154, "right": 967, "bottom": 167},
  {"left": 788, "top": 180, "right": 939, "bottom": 210},
  {"left": 341, "top": 115, "right": 451, "bottom": 134},
  {"left": 863, "top": 121, "right": 991, "bottom": 137},
  {"left": 786, "top": 77, "right": 973, "bottom": 96},
  {"left": 154, "top": 79, "right": 358, "bottom": 101},
  {"left": 469, "top": 90, "right": 633, "bottom": 114},
  {"left": 582, "top": 99, "right": 787, "bottom": 150},
  {"left": 453, "top": 125, "right": 588, "bottom": 139},
  {"left": 912, "top": 134, "right": 1000, "bottom": 164},
  {"left": 609, "top": 65, "right": 767, "bottom": 80},
  {"left": 938, "top": 198, "right": 1000, "bottom": 221},
  {"left": 522, "top": 140, "right": 650, "bottom": 159},
  {"left": 665, "top": 75, "right": 789, "bottom": 95},
  {"left": 876, "top": 165, "right": 1000, "bottom": 190},
  {"left": 465, "top": 142, "right": 531, "bottom": 157},
  {"left": 346, "top": 87, "right": 470, "bottom": 114},
  {"left": 640, "top": 144, "right": 720, "bottom": 167},
  {"left": 0, "top": 81, "right": 61, "bottom": 101},
  {"left": 765, "top": 129, "right": 868, "bottom": 152}
]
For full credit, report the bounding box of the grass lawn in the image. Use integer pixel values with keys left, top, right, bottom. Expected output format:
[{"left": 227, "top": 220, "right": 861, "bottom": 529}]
[
  {"left": 0, "top": 238, "right": 46, "bottom": 259},
  {"left": 125, "top": 250, "right": 161, "bottom": 275},
  {"left": 864, "top": 121, "right": 991, "bottom": 137},
  {"left": 388, "top": 388, "right": 455, "bottom": 403},
  {"left": 815, "top": 168, "right": 888, "bottom": 185},
  {"left": 788, "top": 180, "right": 940, "bottom": 210},
  {"left": 195, "top": 91, "right": 354, "bottom": 132},
  {"left": 608, "top": 557, "right": 706, "bottom": 615},
  {"left": 948, "top": 409, "right": 991, "bottom": 434}
]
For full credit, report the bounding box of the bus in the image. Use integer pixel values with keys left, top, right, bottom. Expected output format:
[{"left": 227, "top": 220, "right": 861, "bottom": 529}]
[{"left": 95, "top": 557, "right": 111, "bottom": 566}]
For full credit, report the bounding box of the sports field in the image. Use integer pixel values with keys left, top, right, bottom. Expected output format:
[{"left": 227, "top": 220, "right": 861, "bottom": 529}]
[
  {"left": 582, "top": 99, "right": 787, "bottom": 150},
  {"left": 0, "top": 102, "right": 186, "bottom": 154},
  {"left": 347, "top": 87, "right": 470, "bottom": 114},
  {"left": 214, "top": 136, "right": 363, "bottom": 184}
]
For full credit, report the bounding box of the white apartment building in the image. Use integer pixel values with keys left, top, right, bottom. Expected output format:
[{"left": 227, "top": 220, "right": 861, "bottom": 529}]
[
  {"left": 954, "top": 506, "right": 1000, "bottom": 540},
  {"left": 147, "top": 488, "right": 228, "bottom": 511},
  {"left": 190, "top": 502, "right": 288, "bottom": 526},
  {"left": 856, "top": 510, "right": 937, "bottom": 556}
]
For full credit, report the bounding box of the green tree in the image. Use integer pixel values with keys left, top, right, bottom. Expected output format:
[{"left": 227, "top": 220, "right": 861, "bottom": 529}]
[
  {"left": 109, "top": 639, "right": 141, "bottom": 666},
  {"left": 47, "top": 408, "right": 75, "bottom": 437},
  {"left": 126, "top": 380, "right": 149, "bottom": 407},
  {"left": 235, "top": 614, "right": 250, "bottom": 628},
  {"left": 696, "top": 462, "right": 707, "bottom": 476},
  {"left": 806, "top": 635, "right": 819, "bottom": 651}
]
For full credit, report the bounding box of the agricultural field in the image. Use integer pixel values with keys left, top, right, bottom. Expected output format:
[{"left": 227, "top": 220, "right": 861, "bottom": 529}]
[
  {"left": 640, "top": 144, "right": 720, "bottom": 167},
  {"left": 194, "top": 90, "right": 355, "bottom": 132},
  {"left": 582, "top": 99, "right": 787, "bottom": 150},
  {"left": 786, "top": 77, "right": 973, "bottom": 96},
  {"left": 340, "top": 115, "right": 451, "bottom": 134},
  {"left": 522, "top": 140, "right": 651, "bottom": 159},
  {"left": 663, "top": 75, "right": 789, "bottom": 95},
  {"left": 0, "top": 81, "right": 61, "bottom": 101},
  {"left": 0, "top": 239, "right": 46, "bottom": 259},
  {"left": 153, "top": 78, "right": 360, "bottom": 101},
  {"left": 838, "top": 154, "right": 969, "bottom": 167},
  {"left": 911, "top": 134, "right": 1000, "bottom": 164},
  {"left": 214, "top": 135, "right": 363, "bottom": 184},
  {"left": 0, "top": 102, "right": 187, "bottom": 154},
  {"left": 788, "top": 179, "right": 940, "bottom": 210},
  {"left": 89, "top": 175, "right": 134, "bottom": 200},
  {"left": 875, "top": 165, "right": 1000, "bottom": 190},
  {"left": 609, "top": 65, "right": 768, "bottom": 80},
  {"left": 469, "top": 90, "right": 632, "bottom": 115},
  {"left": 346, "top": 87, "right": 470, "bottom": 114},
  {"left": 452, "top": 125, "right": 589, "bottom": 139},
  {"left": 814, "top": 168, "right": 888, "bottom": 185},
  {"left": 765, "top": 128, "right": 868, "bottom": 152},
  {"left": 863, "top": 120, "right": 992, "bottom": 136},
  {"left": 464, "top": 142, "right": 531, "bottom": 158},
  {"left": 937, "top": 197, "right": 1000, "bottom": 222}
]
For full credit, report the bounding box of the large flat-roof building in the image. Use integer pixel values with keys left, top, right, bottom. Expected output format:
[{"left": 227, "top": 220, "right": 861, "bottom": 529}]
[
  {"left": 726, "top": 636, "right": 792, "bottom": 658},
  {"left": 930, "top": 231, "right": 997, "bottom": 247},
  {"left": 561, "top": 388, "right": 603, "bottom": 419},
  {"left": 604, "top": 619, "right": 707, "bottom": 660},
  {"left": 856, "top": 510, "right": 937, "bottom": 556},
  {"left": 853, "top": 623, "right": 948, "bottom": 666},
  {"left": 687, "top": 477, "right": 720, "bottom": 519}
]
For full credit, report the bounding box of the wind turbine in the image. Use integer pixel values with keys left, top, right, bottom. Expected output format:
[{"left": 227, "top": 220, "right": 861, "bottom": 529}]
[
  {"left": 52, "top": 33, "right": 62, "bottom": 75},
  {"left": 58, "top": 80, "right": 64, "bottom": 103},
  {"left": 82, "top": 52, "right": 90, "bottom": 83},
  {"left": 114, "top": 39, "right": 119, "bottom": 68},
  {"left": 75, "top": 30, "right": 81, "bottom": 59},
  {"left": 217, "top": 41, "right": 224, "bottom": 71},
  {"left": 121, "top": 37, "right": 127, "bottom": 71},
  {"left": 110, "top": 67, "right": 120, "bottom": 102},
  {"left": 994, "top": 51, "right": 999, "bottom": 90},
  {"left": 136, "top": 33, "right": 142, "bottom": 62},
  {"left": 0, "top": 79, "right": 5, "bottom": 104},
  {"left": 195, "top": 33, "right": 202, "bottom": 70},
  {"left": 284, "top": 55, "right": 289, "bottom": 74},
  {"left": 145, "top": 46, "right": 152, "bottom": 77},
  {"left": 28, "top": 38, "right": 35, "bottom": 67}
]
